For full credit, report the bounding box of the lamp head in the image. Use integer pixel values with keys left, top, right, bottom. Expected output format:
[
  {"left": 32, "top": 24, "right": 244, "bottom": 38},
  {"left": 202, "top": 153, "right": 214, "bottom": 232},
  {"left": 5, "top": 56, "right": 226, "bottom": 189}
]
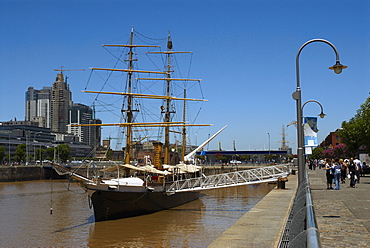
[
  {"left": 318, "top": 112, "right": 326, "bottom": 119},
  {"left": 329, "top": 61, "right": 348, "bottom": 74}
]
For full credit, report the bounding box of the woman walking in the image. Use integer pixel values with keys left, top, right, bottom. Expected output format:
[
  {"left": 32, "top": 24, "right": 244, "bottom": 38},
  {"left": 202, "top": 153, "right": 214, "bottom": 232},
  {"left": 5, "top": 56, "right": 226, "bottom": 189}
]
[
  {"left": 340, "top": 159, "right": 348, "bottom": 184},
  {"left": 348, "top": 158, "right": 358, "bottom": 188},
  {"left": 325, "top": 158, "right": 334, "bottom": 189},
  {"left": 333, "top": 158, "right": 342, "bottom": 190}
]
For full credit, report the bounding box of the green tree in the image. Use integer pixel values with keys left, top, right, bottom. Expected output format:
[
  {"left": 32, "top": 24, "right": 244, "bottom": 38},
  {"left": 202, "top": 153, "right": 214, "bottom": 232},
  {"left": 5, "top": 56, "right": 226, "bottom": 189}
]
[
  {"left": 240, "top": 155, "right": 251, "bottom": 161},
  {"left": 338, "top": 97, "right": 370, "bottom": 155},
  {"left": 45, "top": 147, "right": 55, "bottom": 161},
  {"left": 15, "top": 143, "right": 26, "bottom": 162},
  {"left": 215, "top": 154, "right": 227, "bottom": 163},
  {"left": 0, "top": 146, "right": 6, "bottom": 162},
  {"left": 57, "top": 144, "right": 71, "bottom": 162},
  {"left": 35, "top": 148, "right": 44, "bottom": 161},
  {"left": 309, "top": 146, "right": 324, "bottom": 160}
]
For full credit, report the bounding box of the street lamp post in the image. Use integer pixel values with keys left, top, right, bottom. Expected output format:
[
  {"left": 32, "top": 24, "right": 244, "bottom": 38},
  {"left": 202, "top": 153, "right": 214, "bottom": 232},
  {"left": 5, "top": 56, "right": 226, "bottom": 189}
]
[
  {"left": 267, "top": 132, "right": 270, "bottom": 158},
  {"left": 293, "top": 39, "right": 347, "bottom": 184},
  {"left": 8, "top": 132, "right": 11, "bottom": 164},
  {"left": 301, "top": 99, "right": 326, "bottom": 166},
  {"left": 33, "top": 132, "right": 42, "bottom": 163}
]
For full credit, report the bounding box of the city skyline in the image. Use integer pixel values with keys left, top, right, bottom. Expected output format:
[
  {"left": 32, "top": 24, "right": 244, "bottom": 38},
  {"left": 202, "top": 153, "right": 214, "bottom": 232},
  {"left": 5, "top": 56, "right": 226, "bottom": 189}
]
[
  {"left": 1, "top": 1, "right": 369, "bottom": 151},
  {"left": 24, "top": 72, "right": 102, "bottom": 148}
]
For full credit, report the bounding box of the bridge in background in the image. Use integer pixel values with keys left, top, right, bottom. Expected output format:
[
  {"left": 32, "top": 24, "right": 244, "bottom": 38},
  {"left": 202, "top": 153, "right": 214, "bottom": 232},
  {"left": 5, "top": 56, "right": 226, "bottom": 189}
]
[{"left": 196, "top": 150, "right": 289, "bottom": 156}]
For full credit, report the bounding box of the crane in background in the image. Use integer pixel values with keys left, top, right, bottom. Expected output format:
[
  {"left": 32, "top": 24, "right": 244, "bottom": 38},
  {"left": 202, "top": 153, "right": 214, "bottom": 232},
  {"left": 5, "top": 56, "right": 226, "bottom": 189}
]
[
  {"left": 54, "top": 66, "right": 85, "bottom": 83},
  {"left": 54, "top": 66, "right": 86, "bottom": 73}
]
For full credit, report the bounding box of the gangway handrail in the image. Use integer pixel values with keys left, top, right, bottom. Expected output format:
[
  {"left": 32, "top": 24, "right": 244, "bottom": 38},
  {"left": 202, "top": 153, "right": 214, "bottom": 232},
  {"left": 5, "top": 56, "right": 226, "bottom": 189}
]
[{"left": 166, "top": 164, "right": 290, "bottom": 193}]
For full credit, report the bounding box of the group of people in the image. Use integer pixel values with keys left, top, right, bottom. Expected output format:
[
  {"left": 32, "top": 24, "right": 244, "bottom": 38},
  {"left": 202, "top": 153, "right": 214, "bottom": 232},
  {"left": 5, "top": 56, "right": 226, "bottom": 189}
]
[{"left": 322, "top": 157, "right": 366, "bottom": 190}]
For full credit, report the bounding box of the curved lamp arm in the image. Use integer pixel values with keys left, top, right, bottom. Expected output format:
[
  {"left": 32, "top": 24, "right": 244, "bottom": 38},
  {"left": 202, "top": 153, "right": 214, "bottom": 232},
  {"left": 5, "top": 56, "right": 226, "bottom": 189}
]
[
  {"left": 294, "top": 39, "right": 346, "bottom": 184},
  {"left": 296, "top": 39, "right": 347, "bottom": 89},
  {"left": 302, "top": 100, "right": 326, "bottom": 118}
]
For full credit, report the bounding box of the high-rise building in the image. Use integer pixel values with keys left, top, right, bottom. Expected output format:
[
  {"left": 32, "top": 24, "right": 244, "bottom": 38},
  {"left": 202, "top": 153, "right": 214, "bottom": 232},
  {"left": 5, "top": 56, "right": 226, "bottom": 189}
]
[
  {"left": 87, "top": 118, "right": 102, "bottom": 148},
  {"left": 25, "top": 86, "right": 52, "bottom": 128},
  {"left": 51, "top": 73, "right": 72, "bottom": 133},
  {"left": 68, "top": 103, "right": 101, "bottom": 148},
  {"left": 25, "top": 72, "right": 102, "bottom": 154}
]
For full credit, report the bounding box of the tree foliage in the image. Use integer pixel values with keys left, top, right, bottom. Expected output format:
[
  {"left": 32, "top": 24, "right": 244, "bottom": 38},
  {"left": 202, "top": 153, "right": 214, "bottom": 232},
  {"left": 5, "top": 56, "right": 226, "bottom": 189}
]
[
  {"left": 309, "top": 146, "right": 324, "bottom": 160},
  {"left": 35, "top": 148, "right": 44, "bottom": 161},
  {"left": 322, "top": 144, "right": 352, "bottom": 159},
  {"left": 338, "top": 97, "right": 370, "bottom": 155},
  {"left": 0, "top": 146, "right": 6, "bottom": 162},
  {"left": 45, "top": 147, "right": 55, "bottom": 161},
  {"left": 57, "top": 144, "right": 71, "bottom": 162},
  {"left": 15, "top": 143, "right": 26, "bottom": 162}
]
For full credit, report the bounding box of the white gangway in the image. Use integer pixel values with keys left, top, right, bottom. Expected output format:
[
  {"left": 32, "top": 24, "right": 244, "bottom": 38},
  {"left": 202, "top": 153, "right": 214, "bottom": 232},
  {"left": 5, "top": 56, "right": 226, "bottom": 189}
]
[{"left": 166, "top": 164, "right": 290, "bottom": 193}]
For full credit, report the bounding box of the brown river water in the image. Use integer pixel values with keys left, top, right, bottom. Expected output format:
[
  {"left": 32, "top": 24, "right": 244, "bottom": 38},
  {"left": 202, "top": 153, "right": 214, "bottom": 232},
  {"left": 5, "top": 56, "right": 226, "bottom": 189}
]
[{"left": 0, "top": 180, "right": 275, "bottom": 247}]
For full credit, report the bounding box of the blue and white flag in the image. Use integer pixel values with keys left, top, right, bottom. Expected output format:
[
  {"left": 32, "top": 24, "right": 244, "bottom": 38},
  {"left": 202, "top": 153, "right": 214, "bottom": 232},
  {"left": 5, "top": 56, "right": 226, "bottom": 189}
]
[{"left": 303, "top": 117, "right": 318, "bottom": 147}]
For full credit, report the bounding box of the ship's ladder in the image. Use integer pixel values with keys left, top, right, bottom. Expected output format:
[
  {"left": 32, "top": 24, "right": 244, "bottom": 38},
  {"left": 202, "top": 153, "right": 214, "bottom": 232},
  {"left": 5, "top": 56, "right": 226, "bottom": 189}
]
[{"left": 166, "top": 164, "right": 290, "bottom": 193}]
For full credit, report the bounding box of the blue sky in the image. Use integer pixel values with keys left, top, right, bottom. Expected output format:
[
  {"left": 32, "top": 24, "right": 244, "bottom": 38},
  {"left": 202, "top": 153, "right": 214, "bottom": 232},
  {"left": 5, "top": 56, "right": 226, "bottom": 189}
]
[{"left": 1, "top": 0, "right": 369, "bottom": 152}]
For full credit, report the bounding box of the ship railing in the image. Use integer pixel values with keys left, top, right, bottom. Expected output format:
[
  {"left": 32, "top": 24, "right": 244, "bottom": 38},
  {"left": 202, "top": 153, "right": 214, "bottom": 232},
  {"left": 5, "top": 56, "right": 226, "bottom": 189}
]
[{"left": 166, "top": 164, "right": 290, "bottom": 193}]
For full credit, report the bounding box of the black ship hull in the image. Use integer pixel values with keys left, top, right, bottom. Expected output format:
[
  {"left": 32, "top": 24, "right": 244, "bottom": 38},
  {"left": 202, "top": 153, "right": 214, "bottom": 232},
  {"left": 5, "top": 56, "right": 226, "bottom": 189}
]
[{"left": 90, "top": 189, "right": 200, "bottom": 221}]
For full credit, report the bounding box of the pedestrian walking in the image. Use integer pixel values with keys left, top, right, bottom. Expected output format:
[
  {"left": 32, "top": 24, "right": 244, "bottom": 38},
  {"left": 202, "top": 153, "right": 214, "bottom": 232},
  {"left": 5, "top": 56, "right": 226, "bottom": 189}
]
[
  {"left": 333, "top": 158, "right": 342, "bottom": 190},
  {"left": 319, "top": 159, "right": 325, "bottom": 169},
  {"left": 362, "top": 162, "right": 367, "bottom": 176},
  {"left": 348, "top": 158, "right": 358, "bottom": 188},
  {"left": 325, "top": 158, "right": 334, "bottom": 189},
  {"left": 354, "top": 158, "right": 362, "bottom": 182},
  {"left": 340, "top": 159, "right": 348, "bottom": 184}
]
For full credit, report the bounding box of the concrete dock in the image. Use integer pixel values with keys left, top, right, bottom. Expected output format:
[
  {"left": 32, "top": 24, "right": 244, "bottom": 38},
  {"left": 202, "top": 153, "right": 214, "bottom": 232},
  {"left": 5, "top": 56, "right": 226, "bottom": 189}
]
[
  {"left": 209, "top": 168, "right": 370, "bottom": 247},
  {"left": 208, "top": 174, "right": 298, "bottom": 248}
]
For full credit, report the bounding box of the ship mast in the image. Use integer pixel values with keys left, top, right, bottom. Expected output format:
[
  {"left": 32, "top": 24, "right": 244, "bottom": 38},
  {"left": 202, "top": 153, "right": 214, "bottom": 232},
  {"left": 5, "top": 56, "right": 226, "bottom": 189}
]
[
  {"left": 182, "top": 88, "right": 187, "bottom": 162},
  {"left": 143, "top": 32, "right": 207, "bottom": 165},
  {"left": 163, "top": 33, "right": 173, "bottom": 165},
  {"left": 87, "top": 28, "right": 162, "bottom": 166},
  {"left": 278, "top": 124, "right": 290, "bottom": 150},
  {"left": 125, "top": 30, "right": 135, "bottom": 165},
  {"left": 76, "top": 29, "right": 210, "bottom": 170}
]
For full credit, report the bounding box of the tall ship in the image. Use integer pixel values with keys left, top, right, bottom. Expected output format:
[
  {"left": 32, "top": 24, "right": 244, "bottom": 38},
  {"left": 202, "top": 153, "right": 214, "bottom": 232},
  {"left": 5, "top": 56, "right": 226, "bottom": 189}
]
[
  {"left": 52, "top": 28, "right": 222, "bottom": 221},
  {"left": 51, "top": 28, "right": 289, "bottom": 222}
]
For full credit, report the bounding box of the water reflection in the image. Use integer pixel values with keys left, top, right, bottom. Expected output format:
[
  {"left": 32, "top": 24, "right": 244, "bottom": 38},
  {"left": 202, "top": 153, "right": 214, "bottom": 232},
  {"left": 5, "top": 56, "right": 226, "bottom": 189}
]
[
  {"left": 88, "top": 183, "right": 274, "bottom": 248},
  {"left": 0, "top": 180, "right": 275, "bottom": 248}
]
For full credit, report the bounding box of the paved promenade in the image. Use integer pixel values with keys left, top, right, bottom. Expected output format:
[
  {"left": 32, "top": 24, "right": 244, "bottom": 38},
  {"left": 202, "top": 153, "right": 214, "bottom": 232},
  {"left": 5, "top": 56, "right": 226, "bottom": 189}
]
[
  {"left": 208, "top": 174, "right": 298, "bottom": 248},
  {"left": 209, "top": 168, "right": 370, "bottom": 248},
  {"left": 308, "top": 168, "right": 370, "bottom": 247}
]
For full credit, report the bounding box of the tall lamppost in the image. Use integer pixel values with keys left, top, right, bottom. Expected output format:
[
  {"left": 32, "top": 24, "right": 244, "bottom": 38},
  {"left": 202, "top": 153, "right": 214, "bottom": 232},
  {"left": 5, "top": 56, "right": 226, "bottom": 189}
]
[
  {"left": 302, "top": 99, "right": 326, "bottom": 164},
  {"left": 292, "top": 39, "right": 347, "bottom": 184},
  {"left": 33, "top": 132, "right": 42, "bottom": 163},
  {"left": 8, "top": 132, "right": 11, "bottom": 163},
  {"left": 267, "top": 132, "right": 270, "bottom": 157}
]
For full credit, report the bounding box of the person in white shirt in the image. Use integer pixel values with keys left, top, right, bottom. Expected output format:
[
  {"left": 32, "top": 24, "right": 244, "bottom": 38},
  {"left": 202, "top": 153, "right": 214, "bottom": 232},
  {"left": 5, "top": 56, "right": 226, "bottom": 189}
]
[{"left": 354, "top": 158, "right": 362, "bottom": 183}]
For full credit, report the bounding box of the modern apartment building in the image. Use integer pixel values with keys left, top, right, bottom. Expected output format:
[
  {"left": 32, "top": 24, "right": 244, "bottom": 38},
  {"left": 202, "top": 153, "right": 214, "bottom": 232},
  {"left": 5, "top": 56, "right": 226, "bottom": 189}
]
[
  {"left": 51, "top": 73, "right": 72, "bottom": 133},
  {"left": 68, "top": 103, "right": 102, "bottom": 148},
  {"left": 23, "top": 72, "right": 102, "bottom": 155},
  {"left": 25, "top": 86, "right": 52, "bottom": 128}
]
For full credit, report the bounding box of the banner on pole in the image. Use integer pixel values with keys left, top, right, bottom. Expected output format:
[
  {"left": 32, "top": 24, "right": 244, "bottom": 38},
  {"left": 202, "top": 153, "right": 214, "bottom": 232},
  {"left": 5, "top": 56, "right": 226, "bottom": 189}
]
[{"left": 304, "top": 117, "right": 318, "bottom": 147}]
